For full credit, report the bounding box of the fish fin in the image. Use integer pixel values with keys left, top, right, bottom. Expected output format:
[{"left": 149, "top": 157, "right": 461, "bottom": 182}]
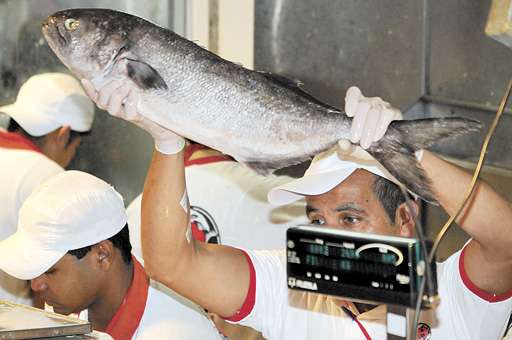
[
  {"left": 242, "top": 156, "right": 312, "bottom": 176},
  {"left": 242, "top": 162, "right": 275, "bottom": 176},
  {"left": 125, "top": 58, "right": 168, "bottom": 90},
  {"left": 257, "top": 71, "right": 304, "bottom": 88},
  {"left": 257, "top": 71, "right": 341, "bottom": 112},
  {"left": 368, "top": 117, "right": 483, "bottom": 204}
]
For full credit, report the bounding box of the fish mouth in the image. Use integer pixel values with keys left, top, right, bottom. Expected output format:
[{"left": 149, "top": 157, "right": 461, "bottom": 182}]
[{"left": 42, "top": 16, "right": 68, "bottom": 47}]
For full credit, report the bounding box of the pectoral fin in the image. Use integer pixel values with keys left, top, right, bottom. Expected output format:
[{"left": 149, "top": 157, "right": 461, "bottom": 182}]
[
  {"left": 241, "top": 155, "right": 312, "bottom": 176},
  {"left": 125, "top": 58, "right": 168, "bottom": 90}
]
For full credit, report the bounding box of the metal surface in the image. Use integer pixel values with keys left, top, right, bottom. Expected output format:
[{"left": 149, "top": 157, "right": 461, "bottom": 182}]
[
  {"left": 0, "top": 0, "right": 172, "bottom": 203},
  {"left": 255, "top": 0, "right": 425, "bottom": 110},
  {"left": 429, "top": 0, "right": 512, "bottom": 110},
  {"left": 0, "top": 300, "right": 91, "bottom": 339}
]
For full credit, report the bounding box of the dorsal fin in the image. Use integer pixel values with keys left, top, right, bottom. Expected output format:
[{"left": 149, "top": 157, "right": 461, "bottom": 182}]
[{"left": 257, "top": 71, "right": 341, "bottom": 112}]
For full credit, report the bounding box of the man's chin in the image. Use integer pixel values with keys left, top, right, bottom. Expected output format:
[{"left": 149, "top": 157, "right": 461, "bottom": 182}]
[
  {"left": 334, "top": 298, "right": 377, "bottom": 314},
  {"left": 353, "top": 302, "right": 377, "bottom": 314},
  {"left": 48, "top": 303, "right": 73, "bottom": 316}
]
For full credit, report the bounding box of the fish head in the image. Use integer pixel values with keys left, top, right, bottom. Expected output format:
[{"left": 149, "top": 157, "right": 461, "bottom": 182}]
[{"left": 42, "top": 8, "right": 140, "bottom": 80}]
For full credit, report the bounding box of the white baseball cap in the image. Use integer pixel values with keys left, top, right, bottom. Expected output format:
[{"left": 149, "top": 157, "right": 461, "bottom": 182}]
[
  {"left": 0, "top": 171, "right": 127, "bottom": 280},
  {"left": 0, "top": 73, "right": 94, "bottom": 137},
  {"left": 268, "top": 147, "right": 403, "bottom": 206}
]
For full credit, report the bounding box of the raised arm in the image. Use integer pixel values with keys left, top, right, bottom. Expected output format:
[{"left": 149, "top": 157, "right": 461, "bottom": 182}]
[
  {"left": 142, "top": 149, "right": 250, "bottom": 316},
  {"left": 81, "top": 79, "right": 251, "bottom": 317},
  {"left": 419, "top": 151, "right": 512, "bottom": 295},
  {"left": 344, "top": 86, "right": 512, "bottom": 295}
]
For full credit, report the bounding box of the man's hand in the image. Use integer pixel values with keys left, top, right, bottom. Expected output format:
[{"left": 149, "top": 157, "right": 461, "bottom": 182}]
[
  {"left": 344, "top": 86, "right": 403, "bottom": 149},
  {"left": 81, "top": 78, "right": 185, "bottom": 154},
  {"left": 338, "top": 86, "right": 403, "bottom": 160}
]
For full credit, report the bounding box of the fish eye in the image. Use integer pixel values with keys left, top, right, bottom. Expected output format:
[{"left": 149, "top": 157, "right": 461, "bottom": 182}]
[{"left": 64, "top": 18, "right": 79, "bottom": 31}]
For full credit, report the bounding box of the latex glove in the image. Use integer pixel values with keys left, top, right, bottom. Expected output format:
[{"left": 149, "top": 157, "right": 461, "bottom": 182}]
[
  {"left": 81, "top": 78, "right": 185, "bottom": 154},
  {"left": 344, "top": 86, "right": 403, "bottom": 149},
  {"left": 336, "top": 139, "right": 374, "bottom": 161},
  {"left": 337, "top": 86, "right": 403, "bottom": 160}
]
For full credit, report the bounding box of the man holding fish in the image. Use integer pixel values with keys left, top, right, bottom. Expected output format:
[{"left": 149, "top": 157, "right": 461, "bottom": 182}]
[{"left": 81, "top": 79, "right": 512, "bottom": 339}]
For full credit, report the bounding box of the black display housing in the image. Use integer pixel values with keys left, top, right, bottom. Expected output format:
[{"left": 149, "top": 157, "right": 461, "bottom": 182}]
[{"left": 286, "top": 225, "right": 437, "bottom": 308}]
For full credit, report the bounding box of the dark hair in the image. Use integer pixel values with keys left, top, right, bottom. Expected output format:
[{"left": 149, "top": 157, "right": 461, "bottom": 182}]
[
  {"left": 68, "top": 223, "right": 132, "bottom": 264},
  {"left": 7, "top": 118, "right": 20, "bottom": 132},
  {"left": 372, "top": 175, "right": 412, "bottom": 223},
  {"left": 8, "top": 118, "right": 90, "bottom": 145},
  {"left": 7, "top": 118, "right": 44, "bottom": 143}
]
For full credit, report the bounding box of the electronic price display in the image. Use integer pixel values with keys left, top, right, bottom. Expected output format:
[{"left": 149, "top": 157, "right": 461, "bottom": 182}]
[{"left": 287, "top": 225, "right": 438, "bottom": 309}]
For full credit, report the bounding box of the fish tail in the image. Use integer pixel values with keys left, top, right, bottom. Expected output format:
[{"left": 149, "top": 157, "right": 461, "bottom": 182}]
[{"left": 367, "top": 117, "right": 483, "bottom": 204}]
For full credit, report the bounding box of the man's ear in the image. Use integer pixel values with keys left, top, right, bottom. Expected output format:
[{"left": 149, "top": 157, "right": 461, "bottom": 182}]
[
  {"left": 394, "top": 201, "right": 419, "bottom": 237},
  {"left": 93, "top": 240, "right": 114, "bottom": 271},
  {"left": 56, "top": 126, "right": 71, "bottom": 146}
]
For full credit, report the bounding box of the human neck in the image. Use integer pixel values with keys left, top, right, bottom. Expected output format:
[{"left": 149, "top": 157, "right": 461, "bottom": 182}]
[
  {"left": 87, "top": 258, "right": 134, "bottom": 331},
  {"left": 336, "top": 299, "right": 378, "bottom": 316}
]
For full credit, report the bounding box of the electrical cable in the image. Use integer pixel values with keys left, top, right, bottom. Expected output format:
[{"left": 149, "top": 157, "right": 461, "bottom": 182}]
[
  {"left": 400, "top": 188, "right": 432, "bottom": 340},
  {"left": 428, "top": 79, "right": 512, "bottom": 263}
]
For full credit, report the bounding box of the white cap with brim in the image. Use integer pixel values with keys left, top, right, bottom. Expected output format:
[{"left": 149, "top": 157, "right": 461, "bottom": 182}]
[
  {"left": 268, "top": 147, "right": 403, "bottom": 206},
  {"left": 0, "top": 73, "right": 94, "bottom": 137},
  {"left": 0, "top": 171, "right": 127, "bottom": 280}
]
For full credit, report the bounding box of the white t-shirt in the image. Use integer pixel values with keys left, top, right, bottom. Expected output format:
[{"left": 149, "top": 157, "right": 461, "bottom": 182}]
[
  {"left": 78, "top": 284, "right": 221, "bottom": 339},
  {"left": 132, "top": 282, "right": 221, "bottom": 339},
  {"left": 127, "top": 159, "right": 307, "bottom": 263},
  {"left": 233, "top": 245, "right": 512, "bottom": 340},
  {"left": 0, "top": 147, "right": 62, "bottom": 304}
]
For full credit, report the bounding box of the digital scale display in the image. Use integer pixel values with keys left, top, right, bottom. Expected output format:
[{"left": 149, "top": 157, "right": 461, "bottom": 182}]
[{"left": 286, "top": 225, "right": 437, "bottom": 308}]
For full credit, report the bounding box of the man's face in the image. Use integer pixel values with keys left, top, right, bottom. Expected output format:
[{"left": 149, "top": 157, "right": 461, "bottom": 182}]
[
  {"left": 39, "top": 127, "right": 82, "bottom": 168},
  {"left": 30, "top": 253, "right": 102, "bottom": 315},
  {"left": 305, "top": 169, "right": 402, "bottom": 236}
]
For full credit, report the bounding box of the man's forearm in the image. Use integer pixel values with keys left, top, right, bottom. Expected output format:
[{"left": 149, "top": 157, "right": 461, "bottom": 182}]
[
  {"left": 420, "top": 150, "right": 512, "bottom": 255},
  {"left": 141, "top": 149, "right": 192, "bottom": 282}
]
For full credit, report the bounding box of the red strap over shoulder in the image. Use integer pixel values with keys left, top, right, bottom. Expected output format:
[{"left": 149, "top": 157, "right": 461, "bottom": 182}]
[
  {"left": 0, "top": 131, "right": 42, "bottom": 153},
  {"left": 184, "top": 144, "right": 232, "bottom": 167},
  {"left": 105, "top": 257, "right": 149, "bottom": 340}
]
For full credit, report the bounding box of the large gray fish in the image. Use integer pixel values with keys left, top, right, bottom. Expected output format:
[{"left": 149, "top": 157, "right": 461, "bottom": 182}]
[{"left": 42, "top": 8, "right": 481, "bottom": 203}]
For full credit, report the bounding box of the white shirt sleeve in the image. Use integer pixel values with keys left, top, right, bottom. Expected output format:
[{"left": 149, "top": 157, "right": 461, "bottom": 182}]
[
  {"left": 429, "top": 243, "right": 512, "bottom": 339},
  {"left": 227, "top": 249, "right": 288, "bottom": 339}
]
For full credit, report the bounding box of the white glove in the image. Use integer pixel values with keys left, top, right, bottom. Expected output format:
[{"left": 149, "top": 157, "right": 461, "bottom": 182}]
[
  {"left": 344, "top": 86, "right": 403, "bottom": 149},
  {"left": 81, "top": 78, "right": 185, "bottom": 154},
  {"left": 338, "top": 86, "right": 403, "bottom": 160}
]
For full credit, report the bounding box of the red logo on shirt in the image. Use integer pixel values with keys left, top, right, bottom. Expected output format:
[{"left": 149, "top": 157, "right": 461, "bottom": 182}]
[
  {"left": 417, "top": 323, "right": 431, "bottom": 340},
  {"left": 190, "top": 206, "right": 221, "bottom": 244}
]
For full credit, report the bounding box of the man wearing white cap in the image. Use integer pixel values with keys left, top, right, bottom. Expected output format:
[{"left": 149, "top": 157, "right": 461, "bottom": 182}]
[
  {"left": 0, "top": 170, "right": 222, "bottom": 340},
  {"left": 83, "top": 79, "right": 512, "bottom": 339},
  {"left": 0, "top": 72, "right": 94, "bottom": 306}
]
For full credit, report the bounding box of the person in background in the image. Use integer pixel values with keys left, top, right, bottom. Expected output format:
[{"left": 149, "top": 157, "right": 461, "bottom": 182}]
[
  {"left": 0, "top": 72, "right": 94, "bottom": 306},
  {"left": 0, "top": 171, "right": 222, "bottom": 340},
  {"left": 83, "top": 77, "right": 512, "bottom": 339}
]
